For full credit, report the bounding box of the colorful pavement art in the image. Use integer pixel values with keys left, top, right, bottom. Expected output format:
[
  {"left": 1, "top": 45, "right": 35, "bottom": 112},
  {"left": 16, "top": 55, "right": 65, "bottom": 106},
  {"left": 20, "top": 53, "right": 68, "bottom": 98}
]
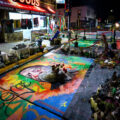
[
  {"left": 78, "top": 32, "right": 97, "bottom": 39},
  {"left": 0, "top": 53, "right": 93, "bottom": 120},
  {"left": 71, "top": 39, "right": 99, "bottom": 48}
]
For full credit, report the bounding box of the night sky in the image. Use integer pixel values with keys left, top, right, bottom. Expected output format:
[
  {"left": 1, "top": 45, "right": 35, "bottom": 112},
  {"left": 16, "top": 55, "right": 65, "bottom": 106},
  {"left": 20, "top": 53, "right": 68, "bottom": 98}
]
[{"left": 57, "top": 0, "right": 120, "bottom": 22}]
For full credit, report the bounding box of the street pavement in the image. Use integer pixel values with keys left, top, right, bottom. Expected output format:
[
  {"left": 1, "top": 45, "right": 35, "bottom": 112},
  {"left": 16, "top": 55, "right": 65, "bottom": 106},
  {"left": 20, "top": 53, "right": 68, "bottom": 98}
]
[
  {"left": 64, "top": 64, "right": 120, "bottom": 120},
  {"left": 0, "top": 38, "right": 69, "bottom": 53}
]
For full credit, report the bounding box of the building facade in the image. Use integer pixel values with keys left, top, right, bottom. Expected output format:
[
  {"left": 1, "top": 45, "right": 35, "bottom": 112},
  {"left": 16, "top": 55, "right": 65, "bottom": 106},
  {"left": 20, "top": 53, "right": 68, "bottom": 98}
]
[
  {"left": 0, "top": 0, "right": 56, "bottom": 43},
  {"left": 57, "top": 6, "right": 96, "bottom": 29}
]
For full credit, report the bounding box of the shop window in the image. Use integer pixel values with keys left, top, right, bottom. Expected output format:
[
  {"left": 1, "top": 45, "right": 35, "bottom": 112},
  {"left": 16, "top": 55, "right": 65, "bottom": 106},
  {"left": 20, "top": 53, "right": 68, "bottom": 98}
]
[{"left": 9, "top": 12, "right": 47, "bottom": 31}]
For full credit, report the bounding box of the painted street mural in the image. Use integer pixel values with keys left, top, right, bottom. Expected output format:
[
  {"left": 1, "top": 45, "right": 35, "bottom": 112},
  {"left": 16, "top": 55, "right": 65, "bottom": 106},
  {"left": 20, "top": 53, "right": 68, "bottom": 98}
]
[
  {"left": 0, "top": 53, "right": 93, "bottom": 120},
  {"left": 0, "top": 87, "right": 61, "bottom": 120},
  {"left": 71, "top": 39, "right": 100, "bottom": 48}
]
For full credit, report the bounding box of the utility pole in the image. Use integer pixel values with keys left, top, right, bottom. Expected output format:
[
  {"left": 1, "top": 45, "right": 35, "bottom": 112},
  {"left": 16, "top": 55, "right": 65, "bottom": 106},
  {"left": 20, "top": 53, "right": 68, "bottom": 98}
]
[
  {"left": 68, "top": 0, "right": 71, "bottom": 52},
  {"left": 83, "top": 23, "right": 86, "bottom": 40},
  {"left": 65, "top": 0, "right": 72, "bottom": 53},
  {"left": 112, "top": 22, "right": 120, "bottom": 49},
  {"left": 113, "top": 29, "right": 116, "bottom": 43}
]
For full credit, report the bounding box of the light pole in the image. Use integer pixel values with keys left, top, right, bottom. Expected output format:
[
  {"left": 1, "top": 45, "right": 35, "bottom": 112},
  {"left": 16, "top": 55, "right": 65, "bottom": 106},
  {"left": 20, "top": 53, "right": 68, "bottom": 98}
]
[
  {"left": 114, "top": 23, "right": 119, "bottom": 43},
  {"left": 112, "top": 22, "right": 119, "bottom": 49},
  {"left": 83, "top": 17, "right": 86, "bottom": 40},
  {"left": 110, "top": 25, "right": 113, "bottom": 43},
  {"left": 66, "top": 0, "right": 71, "bottom": 52},
  {"left": 83, "top": 24, "right": 86, "bottom": 40}
]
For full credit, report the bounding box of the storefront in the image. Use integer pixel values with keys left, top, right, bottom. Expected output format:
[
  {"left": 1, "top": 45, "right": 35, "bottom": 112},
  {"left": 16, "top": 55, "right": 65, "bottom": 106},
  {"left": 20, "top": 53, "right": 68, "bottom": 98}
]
[{"left": 0, "top": 0, "right": 56, "bottom": 43}]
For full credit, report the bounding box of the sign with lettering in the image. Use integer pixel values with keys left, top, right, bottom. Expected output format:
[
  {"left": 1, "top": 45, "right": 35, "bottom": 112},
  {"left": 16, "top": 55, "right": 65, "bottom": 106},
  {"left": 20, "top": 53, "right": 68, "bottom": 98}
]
[
  {"left": 56, "top": 0, "right": 65, "bottom": 4},
  {"left": 13, "top": 0, "right": 40, "bottom": 7},
  {"left": 0, "top": 0, "right": 56, "bottom": 14}
]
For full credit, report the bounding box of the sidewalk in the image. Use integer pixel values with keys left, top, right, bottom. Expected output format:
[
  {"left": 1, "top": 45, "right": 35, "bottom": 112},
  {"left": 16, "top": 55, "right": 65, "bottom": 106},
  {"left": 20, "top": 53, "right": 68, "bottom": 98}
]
[
  {"left": 0, "top": 41, "right": 25, "bottom": 53},
  {"left": 0, "top": 38, "right": 69, "bottom": 53}
]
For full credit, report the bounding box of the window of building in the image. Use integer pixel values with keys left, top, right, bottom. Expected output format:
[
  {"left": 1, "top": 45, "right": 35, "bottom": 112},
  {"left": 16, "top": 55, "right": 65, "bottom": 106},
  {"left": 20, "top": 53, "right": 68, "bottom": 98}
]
[
  {"left": 78, "top": 10, "right": 81, "bottom": 18},
  {"left": 87, "top": 9, "right": 90, "bottom": 16}
]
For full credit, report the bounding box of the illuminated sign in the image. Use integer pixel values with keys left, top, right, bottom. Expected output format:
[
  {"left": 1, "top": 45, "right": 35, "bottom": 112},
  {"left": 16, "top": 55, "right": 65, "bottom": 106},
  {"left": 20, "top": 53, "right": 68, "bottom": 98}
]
[
  {"left": 0, "top": 0, "right": 56, "bottom": 14},
  {"left": 13, "top": 0, "right": 40, "bottom": 7},
  {"left": 56, "top": 0, "right": 65, "bottom": 4}
]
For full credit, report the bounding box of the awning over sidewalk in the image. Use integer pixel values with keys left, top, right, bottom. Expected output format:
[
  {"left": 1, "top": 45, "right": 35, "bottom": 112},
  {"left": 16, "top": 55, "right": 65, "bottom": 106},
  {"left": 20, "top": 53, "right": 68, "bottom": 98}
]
[
  {"left": 45, "top": 6, "right": 56, "bottom": 14},
  {"left": 0, "top": 0, "right": 56, "bottom": 15}
]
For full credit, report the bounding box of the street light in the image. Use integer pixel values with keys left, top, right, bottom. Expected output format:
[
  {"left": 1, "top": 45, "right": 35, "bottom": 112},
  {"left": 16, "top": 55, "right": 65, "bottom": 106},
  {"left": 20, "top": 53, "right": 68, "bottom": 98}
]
[
  {"left": 114, "top": 23, "right": 120, "bottom": 42},
  {"left": 115, "top": 23, "right": 120, "bottom": 28},
  {"left": 110, "top": 9, "right": 113, "bottom": 13}
]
